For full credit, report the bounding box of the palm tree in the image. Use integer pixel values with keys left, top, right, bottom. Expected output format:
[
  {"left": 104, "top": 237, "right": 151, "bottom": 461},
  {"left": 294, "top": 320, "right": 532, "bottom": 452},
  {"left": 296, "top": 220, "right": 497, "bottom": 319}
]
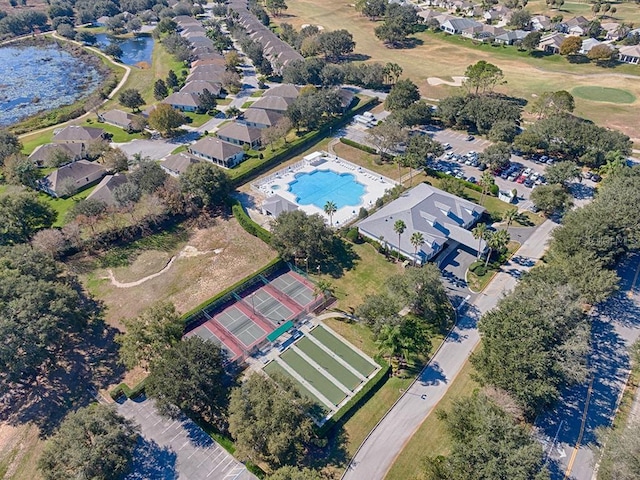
[
  {"left": 472, "top": 222, "right": 488, "bottom": 260},
  {"left": 502, "top": 208, "right": 519, "bottom": 229},
  {"left": 410, "top": 232, "right": 425, "bottom": 266},
  {"left": 314, "top": 279, "right": 334, "bottom": 304},
  {"left": 485, "top": 229, "right": 510, "bottom": 268},
  {"left": 393, "top": 219, "right": 406, "bottom": 261},
  {"left": 376, "top": 323, "right": 409, "bottom": 372},
  {"left": 479, "top": 171, "right": 494, "bottom": 205},
  {"left": 324, "top": 200, "right": 337, "bottom": 226}
]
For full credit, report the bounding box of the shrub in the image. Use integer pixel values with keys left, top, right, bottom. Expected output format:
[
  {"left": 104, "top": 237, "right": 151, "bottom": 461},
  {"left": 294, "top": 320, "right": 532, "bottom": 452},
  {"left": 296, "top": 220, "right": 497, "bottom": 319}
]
[
  {"left": 474, "top": 265, "right": 487, "bottom": 276},
  {"left": 232, "top": 202, "right": 272, "bottom": 244},
  {"left": 470, "top": 260, "right": 484, "bottom": 272},
  {"left": 358, "top": 207, "right": 368, "bottom": 219},
  {"left": 345, "top": 227, "right": 360, "bottom": 243},
  {"left": 339, "top": 137, "right": 377, "bottom": 154}
]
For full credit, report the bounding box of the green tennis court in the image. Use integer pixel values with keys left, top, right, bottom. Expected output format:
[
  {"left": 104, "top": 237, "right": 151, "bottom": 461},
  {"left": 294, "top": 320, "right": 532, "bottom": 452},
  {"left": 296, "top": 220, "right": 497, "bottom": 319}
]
[
  {"left": 296, "top": 337, "right": 361, "bottom": 390},
  {"left": 281, "top": 349, "right": 347, "bottom": 406},
  {"left": 309, "top": 326, "right": 377, "bottom": 376},
  {"left": 263, "top": 360, "right": 328, "bottom": 411}
]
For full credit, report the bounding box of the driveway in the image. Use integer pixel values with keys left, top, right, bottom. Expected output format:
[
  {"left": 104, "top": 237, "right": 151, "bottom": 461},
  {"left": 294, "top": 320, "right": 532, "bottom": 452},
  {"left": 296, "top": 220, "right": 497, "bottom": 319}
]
[
  {"left": 118, "top": 397, "right": 256, "bottom": 480},
  {"left": 437, "top": 242, "right": 478, "bottom": 307}
]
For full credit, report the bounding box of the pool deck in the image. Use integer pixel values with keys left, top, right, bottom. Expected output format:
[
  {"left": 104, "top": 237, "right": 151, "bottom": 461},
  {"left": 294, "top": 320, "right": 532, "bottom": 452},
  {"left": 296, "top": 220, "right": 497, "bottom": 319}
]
[{"left": 252, "top": 151, "right": 398, "bottom": 226}]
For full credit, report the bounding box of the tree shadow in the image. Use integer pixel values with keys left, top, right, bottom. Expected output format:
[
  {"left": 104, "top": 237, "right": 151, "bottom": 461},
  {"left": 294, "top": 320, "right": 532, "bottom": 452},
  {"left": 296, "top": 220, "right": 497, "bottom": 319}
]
[
  {"left": 126, "top": 437, "right": 178, "bottom": 480},
  {"left": 419, "top": 361, "right": 447, "bottom": 386},
  {"left": 306, "top": 424, "right": 349, "bottom": 471},
  {"left": 181, "top": 417, "right": 215, "bottom": 448},
  {"left": 0, "top": 318, "right": 125, "bottom": 436},
  {"left": 346, "top": 53, "right": 371, "bottom": 62},
  {"left": 321, "top": 238, "right": 360, "bottom": 279}
]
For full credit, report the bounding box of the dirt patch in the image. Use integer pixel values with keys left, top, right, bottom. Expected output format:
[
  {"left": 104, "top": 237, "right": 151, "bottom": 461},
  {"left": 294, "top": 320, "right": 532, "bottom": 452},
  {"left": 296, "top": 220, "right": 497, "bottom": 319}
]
[
  {"left": 0, "top": 423, "right": 45, "bottom": 480},
  {"left": 84, "top": 217, "right": 277, "bottom": 329}
]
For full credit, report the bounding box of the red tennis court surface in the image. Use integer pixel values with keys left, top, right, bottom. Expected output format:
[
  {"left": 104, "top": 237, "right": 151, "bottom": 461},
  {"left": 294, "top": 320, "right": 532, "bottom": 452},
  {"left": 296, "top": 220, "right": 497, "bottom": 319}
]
[{"left": 185, "top": 269, "right": 319, "bottom": 361}]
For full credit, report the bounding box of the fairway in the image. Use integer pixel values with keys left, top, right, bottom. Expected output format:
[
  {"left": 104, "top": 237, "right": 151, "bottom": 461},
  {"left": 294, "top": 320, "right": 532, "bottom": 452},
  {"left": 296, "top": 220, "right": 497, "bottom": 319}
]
[
  {"left": 572, "top": 86, "right": 636, "bottom": 104},
  {"left": 309, "top": 325, "right": 377, "bottom": 376}
]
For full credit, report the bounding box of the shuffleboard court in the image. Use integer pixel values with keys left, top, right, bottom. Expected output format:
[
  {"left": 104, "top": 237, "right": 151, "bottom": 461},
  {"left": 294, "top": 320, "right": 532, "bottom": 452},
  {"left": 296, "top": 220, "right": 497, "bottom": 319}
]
[
  {"left": 309, "top": 326, "right": 377, "bottom": 377},
  {"left": 263, "top": 360, "right": 328, "bottom": 411},
  {"left": 296, "top": 337, "right": 361, "bottom": 391},
  {"left": 269, "top": 272, "right": 316, "bottom": 307},
  {"left": 281, "top": 349, "right": 347, "bottom": 406},
  {"left": 215, "top": 306, "right": 265, "bottom": 347}
]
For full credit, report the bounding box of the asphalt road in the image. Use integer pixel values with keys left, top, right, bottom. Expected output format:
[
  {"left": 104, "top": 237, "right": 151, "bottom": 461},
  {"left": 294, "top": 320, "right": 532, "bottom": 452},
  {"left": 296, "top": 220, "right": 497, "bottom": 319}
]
[
  {"left": 343, "top": 219, "right": 559, "bottom": 480},
  {"left": 535, "top": 253, "right": 640, "bottom": 480}
]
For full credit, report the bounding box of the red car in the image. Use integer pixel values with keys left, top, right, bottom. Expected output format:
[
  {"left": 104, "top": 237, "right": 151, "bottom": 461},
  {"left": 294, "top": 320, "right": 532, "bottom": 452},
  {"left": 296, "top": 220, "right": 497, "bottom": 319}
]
[{"left": 516, "top": 175, "right": 526, "bottom": 184}]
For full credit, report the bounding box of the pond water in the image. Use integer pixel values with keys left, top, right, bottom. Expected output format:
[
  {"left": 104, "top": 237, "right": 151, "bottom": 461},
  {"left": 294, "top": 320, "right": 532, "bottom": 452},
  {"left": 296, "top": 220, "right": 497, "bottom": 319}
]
[
  {"left": 95, "top": 33, "right": 154, "bottom": 66},
  {"left": 0, "top": 44, "right": 104, "bottom": 127}
]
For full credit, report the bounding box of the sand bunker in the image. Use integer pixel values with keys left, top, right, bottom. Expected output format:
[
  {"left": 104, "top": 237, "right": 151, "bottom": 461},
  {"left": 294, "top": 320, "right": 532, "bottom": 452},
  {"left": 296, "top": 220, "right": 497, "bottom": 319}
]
[{"left": 427, "top": 76, "right": 466, "bottom": 87}]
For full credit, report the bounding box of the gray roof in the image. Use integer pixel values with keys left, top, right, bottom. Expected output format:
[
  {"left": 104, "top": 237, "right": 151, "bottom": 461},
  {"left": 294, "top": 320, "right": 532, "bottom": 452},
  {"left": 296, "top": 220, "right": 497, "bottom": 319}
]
[
  {"left": 163, "top": 92, "right": 202, "bottom": 108},
  {"left": 180, "top": 80, "right": 222, "bottom": 96},
  {"left": 217, "top": 122, "right": 262, "bottom": 144},
  {"left": 53, "top": 125, "right": 105, "bottom": 142},
  {"left": 29, "top": 143, "right": 85, "bottom": 164},
  {"left": 442, "top": 18, "right": 481, "bottom": 31},
  {"left": 357, "top": 183, "right": 486, "bottom": 262},
  {"left": 41, "top": 160, "right": 107, "bottom": 195},
  {"left": 250, "top": 95, "right": 294, "bottom": 112},
  {"left": 186, "top": 70, "right": 225, "bottom": 84},
  {"left": 262, "top": 194, "right": 298, "bottom": 217},
  {"left": 189, "top": 64, "right": 227, "bottom": 77},
  {"left": 161, "top": 153, "right": 201, "bottom": 175},
  {"left": 86, "top": 173, "right": 128, "bottom": 206},
  {"left": 99, "top": 109, "right": 134, "bottom": 126},
  {"left": 241, "top": 108, "right": 284, "bottom": 127},
  {"left": 188, "top": 137, "right": 244, "bottom": 161},
  {"left": 263, "top": 84, "right": 300, "bottom": 99}
]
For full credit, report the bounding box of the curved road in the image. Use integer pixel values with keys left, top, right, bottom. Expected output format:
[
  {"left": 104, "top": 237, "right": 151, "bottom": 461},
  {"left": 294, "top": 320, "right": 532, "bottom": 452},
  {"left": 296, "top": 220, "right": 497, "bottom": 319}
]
[{"left": 343, "top": 219, "right": 559, "bottom": 480}]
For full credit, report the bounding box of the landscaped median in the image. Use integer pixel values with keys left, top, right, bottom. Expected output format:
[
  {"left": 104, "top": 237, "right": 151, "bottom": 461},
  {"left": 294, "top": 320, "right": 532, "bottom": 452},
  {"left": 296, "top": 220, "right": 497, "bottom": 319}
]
[{"left": 466, "top": 240, "right": 521, "bottom": 293}]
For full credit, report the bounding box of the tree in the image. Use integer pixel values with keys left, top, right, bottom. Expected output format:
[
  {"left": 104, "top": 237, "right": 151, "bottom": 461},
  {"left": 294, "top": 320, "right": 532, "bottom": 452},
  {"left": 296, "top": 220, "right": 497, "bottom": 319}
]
[
  {"left": 324, "top": 200, "right": 337, "bottom": 226},
  {"left": 100, "top": 147, "right": 129, "bottom": 172},
  {"left": 423, "top": 393, "right": 549, "bottom": 480},
  {"left": 522, "top": 31, "right": 542, "bottom": 52},
  {"left": 472, "top": 222, "right": 488, "bottom": 259},
  {"left": 384, "top": 62, "right": 403, "bottom": 85},
  {"left": 118, "top": 88, "right": 145, "bottom": 112},
  {"left": 559, "top": 35, "right": 582, "bottom": 56},
  {"left": 366, "top": 119, "right": 408, "bottom": 159},
  {"left": 485, "top": 228, "right": 510, "bottom": 267},
  {"left": 228, "top": 373, "right": 314, "bottom": 468},
  {"left": 158, "top": 17, "right": 177, "bottom": 34},
  {"left": 113, "top": 182, "right": 141, "bottom": 209},
  {"left": 390, "top": 100, "right": 433, "bottom": 127},
  {"left": 265, "top": 0, "right": 288, "bottom": 16},
  {"left": 0, "top": 130, "right": 21, "bottom": 167},
  {"left": 531, "top": 90, "right": 575, "bottom": 118},
  {"left": 502, "top": 207, "right": 519, "bottom": 228},
  {"left": 595, "top": 421, "right": 640, "bottom": 480},
  {"left": 385, "top": 78, "right": 421, "bottom": 112},
  {"left": 0, "top": 192, "right": 56, "bottom": 245},
  {"left": 31, "top": 228, "right": 67, "bottom": 258},
  {"left": 270, "top": 210, "right": 335, "bottom": 266},
  {"left": 103, "top": 43, "right": 123, "bottom": 59},
  {"left": 439, "top": 177, "right": 465, "bottom": 197},
  {"left": 488, "top": 120, "right": 519, "bottom": 143},
  {"left": 464, "top": 61, "right": 505, "bottom": 94},
  {"left": 180, "top": 162, "right": 230, "bottom": 209},
  {"left": 147, "top": 103, "right": 185, "bottom": 135},
  {"left": 357, "top": 0, "right": 387, "bottom": 20},
  {"left": 587, "top": 44, "right": 616, "bottom": 65},
  {"left": 198, "top": 88, "right": 217, "bottom": 113},
  {"left": 267, "top": 466, "right": 325, "bottom": 480},
  {"left": 56, "top": 23, "right": 75, "bottom": 39},
  {"left": 317, "top": 29, "right": 355, "bottom": 61},
  {"left": 166, "top": 69, "right": 179, "bottom": 89},
  {"left": 374, "top": 3, "right": 419, "bottom": 47},
  {"left": 509, "top": 9, "right": 532, "bottom": 29},
  {"left": 530, "top": 184, "right": 572, "bottom": 214},
  {"left": 129, "top": 159, "right": 168, "bottom": 194},
  {"left": 410, "top": 231, "right": 425, "bottom": 266},
  {"left": 146, "top": 337, "right": 230, "bottom": 423},
  {"left": 153, "top": 79, "right": 169, "bottom": 100},
  {"left": 545, "top": 160, "right": 580, "bottom": 187},
  {"left": 38, "top": 404, "right": 138, "bottom": 480},
  {"left": 3, "top": 154, "right": 39, "bottom": 187},
  {"left": 393, "top": 219, "right": 406, "bottom": 260},
  {"left": 479, "top": 142, "right": 511, "bottom": 173},
  {"left": 478, "top": 171, "right": 495, "bottom": 205}
]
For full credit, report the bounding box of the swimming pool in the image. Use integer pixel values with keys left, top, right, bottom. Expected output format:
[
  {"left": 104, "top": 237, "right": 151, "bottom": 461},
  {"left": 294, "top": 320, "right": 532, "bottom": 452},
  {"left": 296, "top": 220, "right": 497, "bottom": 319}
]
[{"left": 288, "top": 170, "right": 366, "bottom": 209}]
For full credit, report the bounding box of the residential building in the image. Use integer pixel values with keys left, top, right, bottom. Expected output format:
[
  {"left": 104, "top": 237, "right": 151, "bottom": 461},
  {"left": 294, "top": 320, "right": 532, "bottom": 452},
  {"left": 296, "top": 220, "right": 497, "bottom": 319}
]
[
  {"left": 618, "top": 45, "right": 640, "bottom": 64},
  {"left": 462, "top": 24, "right": 506, "bottom": 40},
  {"left": 162, "top": 92, "right": 202, "bottom": 112},
  {"left": 86, "top": 173, "right": 128, "bottom": 206},
  {"left": 188, "top": 137, "right": 245, "bottom": 168},
  {"left": 250, "top": 95, "right": 295, "bottom": 113},
  {"left": 180, "top": 80, "right": 223, "bottom": 97},
  {"left": 39, "top": 160, "right": 107, "bottom": 197},
  {"left": 601, "top": 22, "right": 625, "bottom": 41},
  {"left": 580, "top": 37, "right": 602, "bottom": 54},
  {"left": 558, "top": 16, "right": 589, "bottom": 35},
  {"left": 53, "top": 125, "right": 106, "bottom": 144},
  {"left": 240, "top": 108, "right": 284, "bottom": 129},
  {"left": 216, "top": 122, "right": 262, "bottom": 148},
  {"left": 263, "top": 83, "right": 300, "bottom": 99},
  {"left": 494, "top": 29, "right": 528, "bottom": 45},
  {"left": 531, "top": 15, "right": 552, "bottom": 31},
  {"left": 261, "top": 195, "right": 298, "bottom": 217},
  {"left": 440, "top": 18, "right": 482, "bottom": 35},
  {"left": 98, "top": 109, "right": 137, "bottom": 131},
  {"left": 357, "top": 183, "right": 486, "bottom": 264},
  {"left": 29, "top": 143, "right": 86, "bottom": 167},
  {"left": 539, "top": 32, "right": 566, "bottom": 54},
  {"left": 161, "top": 152, "right": 201, "bottom": 176}
]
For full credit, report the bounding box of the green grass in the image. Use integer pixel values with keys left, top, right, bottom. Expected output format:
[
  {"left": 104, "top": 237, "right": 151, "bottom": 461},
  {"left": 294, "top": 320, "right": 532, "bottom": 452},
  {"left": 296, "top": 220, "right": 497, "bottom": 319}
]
[
  {"left": 42, "top": 186, "right": 96, "bottom": 227},
  {"left": 572, "top": 86, "right": 636, "bottom": 104},
  {"left": 21, "top": 132, "right": 54, "bottom": 155},
  {"left": 385, "top": 356, "right": 480, "bottom": 480},
  {"left": 241, "top": 101, "right": 255, "bottom": 109},
  {"left": 467, "top": 241, "right": 521, "bottom": 292},
  {"left": 171, "top": 145, "right": 188, "bottom": 154},
  {"left": 281, "top": 348, "right": 347, "bottom": 405},
  {"left": 309, "top": 326, "right": 377, "bottom": 377},
  {"left": 217, "top": 97, "right": 233, "bottom": 106},
  {"left": 264, "top": 360, "right": 328, "bottom": 410},
  {"left": 296, "top": 337, "right": 362, "bottom": 390},
  {"left": 80, "top": 118, "right": 144, "bottom": 142},
  {"left": 183, "top": 111, "right": 214, "bottom": 127},
  {"left": 250, "top": 90, "right": 264, "bottom": 97}
]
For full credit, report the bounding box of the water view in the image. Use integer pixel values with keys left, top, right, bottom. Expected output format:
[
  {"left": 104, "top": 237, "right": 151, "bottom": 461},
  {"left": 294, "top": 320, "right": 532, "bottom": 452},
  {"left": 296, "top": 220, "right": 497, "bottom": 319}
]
[
  {"left": 0, "top": 44, "right": 104, "bottom": 127},
  {"left": 95, "top": 33, "right": 154, "bottom": 66}
]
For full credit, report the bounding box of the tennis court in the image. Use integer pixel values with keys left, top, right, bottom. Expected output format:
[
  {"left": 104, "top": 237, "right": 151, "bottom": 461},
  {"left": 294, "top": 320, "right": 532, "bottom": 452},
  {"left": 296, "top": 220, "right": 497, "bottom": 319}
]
[
  {"left": 185, "top": 325, "right": 234, "bottom": 358},
  {"left": 244, "top": 288, "right": 294, "bottom": 325},
  {"left": 269, "top": 272, "right": 316, "bottom": 307},
  {"left": 215, "top": 306, "right": 266, "bottom": 348}
]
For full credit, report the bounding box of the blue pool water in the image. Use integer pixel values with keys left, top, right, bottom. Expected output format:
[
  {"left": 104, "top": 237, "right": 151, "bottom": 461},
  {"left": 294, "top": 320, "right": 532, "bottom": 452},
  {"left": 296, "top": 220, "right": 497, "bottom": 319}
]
[{"left": 288, "top": 170, "right": 366, "bottom": 209}]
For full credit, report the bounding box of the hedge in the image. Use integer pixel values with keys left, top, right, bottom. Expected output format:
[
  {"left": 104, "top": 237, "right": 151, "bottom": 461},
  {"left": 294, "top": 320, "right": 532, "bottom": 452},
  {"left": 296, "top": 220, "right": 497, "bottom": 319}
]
[
  {"left": 425, "top": 167, "right": 499, "bottom": 196},
  {"left": 229, "top": 96, "right": 379, "bottom": 187},
  {"left": 317, "top": 359, "right": 391, "bottom": 437},
  {"left": 110, "top": 377, "right": 148, "bottom": 401},
  {"left": 181, "top": 257, "right": 284, "bottom": 324},
  {"left": 231, "top": 201, "right": 272, "bottom": 244},
  {"left": 339, "top": 137, "right": 377, "bottom": 154}
]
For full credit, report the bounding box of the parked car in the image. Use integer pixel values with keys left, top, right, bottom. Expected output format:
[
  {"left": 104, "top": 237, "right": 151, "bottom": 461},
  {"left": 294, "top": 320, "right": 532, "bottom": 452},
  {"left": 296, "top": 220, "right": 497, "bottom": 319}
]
[
  {"left": 500, "top": 171, "right": 510, "bottom": 179},
  {"left": 466, "top": 135, "right": 475, "bottom": 141},
  {"left": 443, "top": 143, "right": 452, "bottom": 150},
  {"left": 516, "top": 175, "right": 526, "bottom": 184},
  {"left": 582, "top": 171, "right": 593, "bottom": 179},
  {"left": 591, "top": 174, "right": 602, "bottom": 182},
  {"left": 468, "top": 176, "right": 477, "bottom": 184},
  {"left": 524, "top": 179, "right": 534, "bottom": 188},
  {"left": 477, "top": 163, "right": 487, "bottom": 171},
  {"left": 508, "top": 173, "right": 518, "bottom": 182}
]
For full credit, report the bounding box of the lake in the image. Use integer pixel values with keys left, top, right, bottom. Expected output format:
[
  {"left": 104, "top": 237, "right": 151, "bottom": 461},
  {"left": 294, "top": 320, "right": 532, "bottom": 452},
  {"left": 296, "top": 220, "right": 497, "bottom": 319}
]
[
  {"left": 95, "top": 33, "right": 155, "bottom": 66},
  {"left": 0, "top": 44, "right": 104, "bottom": 128}
]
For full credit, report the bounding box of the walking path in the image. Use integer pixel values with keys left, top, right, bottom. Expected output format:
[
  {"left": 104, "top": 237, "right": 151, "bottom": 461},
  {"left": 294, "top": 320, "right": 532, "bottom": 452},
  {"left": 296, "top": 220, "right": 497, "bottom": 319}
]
[
  {"left": 104, "top": 256, "right": 176, "bottom": 288},
  {"left": 343, "top": 219, "right": 559, "bottom": 480}
]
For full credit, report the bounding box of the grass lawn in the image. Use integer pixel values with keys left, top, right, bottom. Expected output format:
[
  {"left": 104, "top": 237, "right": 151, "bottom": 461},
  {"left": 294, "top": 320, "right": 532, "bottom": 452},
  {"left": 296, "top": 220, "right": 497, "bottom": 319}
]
[
  {"left": 0, "top": 423, "right": 45, "bottom": 480},
  {"left": 43, "top": 186, "right": 96, "bottom": 227},
  {"left": 385, "top": 356, "right": 479, "bottom": 480},
  {"left": 241, "top": 101, "right": 255, "bottom": 109},
  {"left": 333, "top": 143, "right": 400, "bottom": 181},
  {"left": 250, "top": 90, "right": 264, "bottom": 97},
  {"left": 467, "top": 240, "right": 521, "bottom": 292},
  {"left": 572, "top": 86, "right": 636, "bottom": 104},
  {"left": 184, "top": 111, "right": 215, "bottom": 127},
  {"left": 283, "top": 0, "right": 640, "bottom": 142},
  {"left": 21, "top": 131, "right": 54, "bottom": 156},
  {"left": 80, "top": 118, "right": 144, "bottom": 143},
  {"left": 171, "top": 145, "right": 188, "bottom": 154},
  {"left": 217, "top": 97, "right": 233, "bottom": 106}
]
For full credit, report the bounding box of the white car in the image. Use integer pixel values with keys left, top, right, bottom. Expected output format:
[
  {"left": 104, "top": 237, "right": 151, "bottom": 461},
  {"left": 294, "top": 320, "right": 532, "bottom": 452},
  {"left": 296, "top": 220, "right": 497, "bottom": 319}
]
[{"left": 443, "top": 143, "right": 452, "bottom": 150}]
